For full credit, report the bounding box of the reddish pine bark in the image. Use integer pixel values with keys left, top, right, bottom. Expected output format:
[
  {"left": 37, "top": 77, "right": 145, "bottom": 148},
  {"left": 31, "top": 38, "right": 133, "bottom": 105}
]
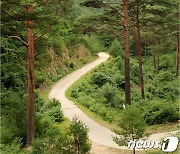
[
  {"left": 123, "top": 0, "right": 131, "bottom": 105},
  {"left": 136, "top": 0, "right": 145, "bottom": 99},
  {"left": 134, "top": 28, "right": 138, "bottom": 56},
  {"left": 26, "top": 6, "right": 35, "bottom": 147},
  {"left": 176, "top": 36, "right": 179, "bottom": 77}
]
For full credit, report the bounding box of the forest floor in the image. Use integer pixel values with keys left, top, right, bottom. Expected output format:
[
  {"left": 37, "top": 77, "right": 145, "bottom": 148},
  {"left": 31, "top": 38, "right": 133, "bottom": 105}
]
[{"left": 48, "top": 52, "right": 179, "bottom": 153}]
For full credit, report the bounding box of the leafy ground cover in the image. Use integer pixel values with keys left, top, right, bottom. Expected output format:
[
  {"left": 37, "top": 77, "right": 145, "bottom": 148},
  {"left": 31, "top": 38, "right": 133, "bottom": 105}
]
[{"left": 67, "top": 52, "right": 179, "bottom": 133}]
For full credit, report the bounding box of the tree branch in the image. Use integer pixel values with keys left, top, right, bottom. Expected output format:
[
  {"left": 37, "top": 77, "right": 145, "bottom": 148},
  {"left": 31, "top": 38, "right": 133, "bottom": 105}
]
[
  {"left": 104, "top": 2, "right": 124, "bottom": 18},
  {"left": 96, "top": 27, "right": 122, "bottom": 38},
  {"left": 34, "top": 26, "right": 51, "bottom": 41},
  {"left": 9, "top": 36, "right": 28, "bottom": 46},
  {"left": 33, "top": 0, "right": 50, "bottom": 8},
  {"left": 2, "top": 10, "right": 16, "bottom": 19}
]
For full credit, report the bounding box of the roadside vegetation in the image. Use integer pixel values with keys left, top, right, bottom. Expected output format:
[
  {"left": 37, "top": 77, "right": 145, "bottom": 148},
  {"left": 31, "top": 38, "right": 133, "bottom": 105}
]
[
  {"left": 1, "top": 0, "right": 179, "bottom": 153},
  {"left": 68, "top": 48, "right": 179, "bottom": 129}
]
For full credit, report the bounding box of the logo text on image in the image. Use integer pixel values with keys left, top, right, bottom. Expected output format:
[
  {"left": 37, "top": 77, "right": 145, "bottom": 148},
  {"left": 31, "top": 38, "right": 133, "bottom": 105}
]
[{"left": 128, "top": 137, "right": 179, "bottom": 152}]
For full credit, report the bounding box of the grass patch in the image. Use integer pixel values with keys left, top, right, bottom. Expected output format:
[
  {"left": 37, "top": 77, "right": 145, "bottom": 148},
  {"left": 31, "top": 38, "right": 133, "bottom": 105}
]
[
  {"left": 146, "top": 122, "right": 179, "bottom": 134},
  {"left": 39, "top": 88, "right": 51, "bottom": 102},
  {"left": 55, "top": 117, "right": 72, "bottom": 132}
]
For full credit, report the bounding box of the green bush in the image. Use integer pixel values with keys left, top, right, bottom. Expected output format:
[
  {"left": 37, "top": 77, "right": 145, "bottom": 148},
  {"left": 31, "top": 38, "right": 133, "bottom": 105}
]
[
  {"left": 34, "top": 98, "right": 64, "bottom": 138},
  {"left": 160, "top": 54, "right": 175, "bottom": 70},
  {"left": 1, "top": 91, "right": 27, "bottom": 144},
  {"left": 113, "top": 72, "right": 125, "bottom": 89},
  {"left": 51, "top": 36, "right": 63, "bottom": 56},
  {"left": 31, "top": 129, "right": 70, "bottom": 154},
  {"left": 77, "top": 95, "right": 96, "bottom": 108},
  {"left": 84, "top": 35, "right": 105, "bottom": 53},
  {"left": 99, "top": 83, "right": 123, "bottom": 108},
  {"left": 109, "top": 39, "right": 123, "bottom": 57},
  {"left": 145, "top": 80, "right": 178, "bottom": 101},
  {"left": 40, "top": 99, "right": 63, "bottom": 123},
  {"left": 34, "top": 70, "right": 46, "bottom": 88},
  {"left": 0, "top": 139, "right": 23, "bottom": 154},
  {"left": 155, "top": 71, "right": 175, "bottom": 82},
  {"left": 97, "top": 106, "right": 108, "bottom": 117},
  {"left": 91, "top": 72, "right": 112, "bottom": 87},
  {"left": 115, "top": 106, "right": 147, "bottom": 147},
  {"left": 130, "top": 58, "right": 139, "bottom": 84},
  {"left": 114, "top": 56, "right": 124, "bottom": 72},
  {"left": 142, "top": 100, "right": 179, "bottom": 125},
  {"left": 68, "top": 117, "right": 91, "bottom": 154}
]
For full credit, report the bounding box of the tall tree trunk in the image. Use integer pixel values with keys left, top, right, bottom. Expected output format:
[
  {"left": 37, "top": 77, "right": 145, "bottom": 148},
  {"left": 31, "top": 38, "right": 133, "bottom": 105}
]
[
  {"left": 176, "top": 35, "right": 179, "bottom": 77},
  {"left": 123, "top": 0, "right": 131, "bottom": 105},
  {"left": 133, "top": 147, "right": 136, "bottom": 154},
  {"left": 134, "top": 28, "right": 138, "bottom": 56},
  {"left": 157, "top": 50, "right": 159, "bottom": 73},
  {"left": 136, "top": 0, "right": 145, "bottom": 99},
  {"left": 153, "top": 55, "right": 156, "bottom": 71},
  {"left": 26, "top": 6, "right": 35, "bottom": 147}
]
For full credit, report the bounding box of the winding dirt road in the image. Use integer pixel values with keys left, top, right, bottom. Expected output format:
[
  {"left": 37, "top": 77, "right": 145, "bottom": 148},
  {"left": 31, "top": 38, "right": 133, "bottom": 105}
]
[
  {"left": 49, "top": 52, "right": 178, "bottom": 151},
  {"left": 49, "top": 52, "right": 123, "bottom": 149}
]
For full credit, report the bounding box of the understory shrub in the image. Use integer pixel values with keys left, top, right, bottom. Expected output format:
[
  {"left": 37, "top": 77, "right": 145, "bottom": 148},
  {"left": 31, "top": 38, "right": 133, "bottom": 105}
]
[
  {"left": 91, "top": 72, "right": 112, "bottom": 87},
  {"left": 99, "top": 83, "right": 123, "bottom": 108},
  {"left": 0, "top": 139, "right": 23, "bottom": 154},
  {"left": 32, "top": 114, "right": 91, "bottom": 154},
  {"left": 69, "top": 53, "right": 179, "bottom": 127},
  {"left": 109, "top": 39, "right": 123, "bottom": 57},
  {"left": 140, "top": 100, "right": 179, "bottom": 125},
  {"left": 68, "top": 117, "right": 91, "bottom": 154},
  {"left": 84, "top": 35, "right": 105, "bottom": 53}
]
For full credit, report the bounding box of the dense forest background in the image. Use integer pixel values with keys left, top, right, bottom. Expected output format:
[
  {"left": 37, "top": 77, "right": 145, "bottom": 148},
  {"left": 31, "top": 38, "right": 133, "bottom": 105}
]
[{"left": 1, "top": 0, "right": 179, "bottom": 153}]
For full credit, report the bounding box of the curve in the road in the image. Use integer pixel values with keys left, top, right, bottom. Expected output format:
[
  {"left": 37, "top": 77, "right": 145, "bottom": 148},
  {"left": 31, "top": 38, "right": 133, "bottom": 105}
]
[
  {"left": 49, "top": 52, "right": 123, "bottom": 149},
  {"left": 49, "top": 52, "right": 179, "bottom": 150}
]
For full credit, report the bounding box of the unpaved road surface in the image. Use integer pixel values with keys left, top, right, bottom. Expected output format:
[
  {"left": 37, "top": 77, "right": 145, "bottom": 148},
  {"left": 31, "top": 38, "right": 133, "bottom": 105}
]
[{"left": 49, "top": 52, "right": 179, "bottom": 151}]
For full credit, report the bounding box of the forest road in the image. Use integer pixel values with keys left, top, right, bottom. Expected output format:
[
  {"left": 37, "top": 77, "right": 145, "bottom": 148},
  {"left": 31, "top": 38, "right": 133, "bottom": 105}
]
[
  {"left": 49, "top": 52, "right": 123, "bottom": 149},
  {"left": 49, "top": 52, "right": 179, "bottom": 150}
]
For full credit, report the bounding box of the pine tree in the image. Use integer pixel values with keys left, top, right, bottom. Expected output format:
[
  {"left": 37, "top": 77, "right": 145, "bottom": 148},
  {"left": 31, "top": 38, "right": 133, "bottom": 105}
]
[
  {"left": 140, "top": 0, "right": 179, "bottom": 73},
  {"left": 2, "top": 0, "right": 60, "bottom": 146},
  {"left": 123, "top": 0, "right": 131, "bottom": 105},
  {"left": 81, "top": 0, "right": 131, "bottom": 105},
  {"left": 114, "top": 106, "right": 147, "bottom": 154},
  {"left": 134, "top": 0, "right": 145, "bottom": 99}
]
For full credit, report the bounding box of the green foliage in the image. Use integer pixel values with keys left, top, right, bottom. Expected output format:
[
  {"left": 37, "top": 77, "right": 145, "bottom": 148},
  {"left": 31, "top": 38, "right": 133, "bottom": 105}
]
[
  {"left": 32, "top": 116, "right": 91, "bottom": 154},
  {"left": 50, "top": 36, "right": 63, "bottom": 56},
  {"left": 70, "top": 53, "right": 179, "bottom": 127},
  {"left": 139, "top": 100, "right": 179, "bottom": 125},
  {"left": 34, "top": 98, "right": 64, "bottom": 139},
  {"left": 1, "top": 0, "right": 179, "bottom": 152},
  {"left": 68, "top": 117, "right": 91, "bottom": 154},
  {"left": 0, "top": 139, "right": 24, "bottom": 154},
  {"left": 145, "top": 75, "right": 178, "bottom": 101},
  {"left": 34, "top": 70, "right": 46, "bottom": 88},
  {"left": 40, "top": 99, "right": 63, "bottom": 123},
  {"left": 130, "top": 58, "right": 139, "bottom": 84},
  {"left": 114, "top": 106, "right": 147, "bottom": 146},
  {"left": 1, "top": 40, "right": 27, "bottom": 91},
  {"left": 1, "top": 90, "right": 27, "bottom": 144},
  {"left": 84, "top": 35, "right": 105, "bottom": 53},
  {"left": 31, "top": 128, "right": 70, "bottom": 154},
  {"left": 91, "top": 72, "right": 112, "bottom": 87},
  {"left": 109, "top": 39, "right": 123, "bottom": 57},
  {"left": 99, "top": 83, "right": 123, "bottom": 108}
]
